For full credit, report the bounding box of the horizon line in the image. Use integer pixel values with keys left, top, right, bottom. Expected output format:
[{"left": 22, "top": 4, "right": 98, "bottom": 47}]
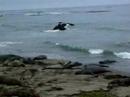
[{"left": 0, "top": 3, "right": 130, "bottom": 11}]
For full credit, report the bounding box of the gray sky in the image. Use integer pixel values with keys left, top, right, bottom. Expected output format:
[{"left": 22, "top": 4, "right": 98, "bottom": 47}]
[{"left": 0, "top": 0, "right": 130, "bottom": 10}]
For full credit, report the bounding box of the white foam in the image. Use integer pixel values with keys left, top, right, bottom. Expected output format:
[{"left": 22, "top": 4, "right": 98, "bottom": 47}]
[
  {"left": 64, "top": 24, "right": 70, "bottom": 29},
  {"left": 46, "top": 12, "right": 67, "bottom": 15},
  {"left": 0, "top": 41, "right": 22, "bottom": 47},
  {"left": 114, "top": 52, "right": 130, "bottom": 59},
  {"left": 55, "top": 43, "right": 60, "bottom": 46},
  {"left": 44, "top": 30, "right": 60, "bottom": 32},
  {"left": 24, "top": 13, "right": 40, "bottom": 16},
  {"left": 88, "top": 49, "right": 104, "bottom": 54}
]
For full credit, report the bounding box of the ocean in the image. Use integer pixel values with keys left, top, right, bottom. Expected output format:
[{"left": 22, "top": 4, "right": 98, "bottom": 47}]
[{"left": 0, "top": 4, "right": 130, "bottom": 75}]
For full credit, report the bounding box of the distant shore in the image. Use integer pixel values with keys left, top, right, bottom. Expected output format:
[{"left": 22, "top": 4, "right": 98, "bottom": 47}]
[{"left": 0, "top": 54, "right": 130, "bottom": 97}]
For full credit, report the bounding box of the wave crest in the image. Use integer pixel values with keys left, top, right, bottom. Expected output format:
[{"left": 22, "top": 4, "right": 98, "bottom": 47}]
[
  {"left": 44, "top": 30, "right": 60, "bottom": 32},
  {"left": 88, "top": 49, "right": 103, "bottom": 54},
  {"left": 0, "top": 41, "right": 22, "bottom": 47},
  {"left": 114, "top": 52, "right": 130, "bottom": 59},
  {"left": 44, "top": 41, "right": 130, "bottom": 59}
]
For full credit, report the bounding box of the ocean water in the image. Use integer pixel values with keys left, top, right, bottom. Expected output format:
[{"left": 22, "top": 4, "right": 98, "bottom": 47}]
[{"left": 0, "top": 4, "right": 130, "bottom": 75}]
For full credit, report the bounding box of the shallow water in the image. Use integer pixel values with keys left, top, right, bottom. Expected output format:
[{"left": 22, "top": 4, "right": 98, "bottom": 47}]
[{"left": 0, "top": 4, "right": 130, "bottom": 75}]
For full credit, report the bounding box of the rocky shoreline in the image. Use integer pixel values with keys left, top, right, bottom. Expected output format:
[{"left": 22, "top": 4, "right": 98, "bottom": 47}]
[{"left": 0, "top": 54, "right": 130, "bottom": 97}]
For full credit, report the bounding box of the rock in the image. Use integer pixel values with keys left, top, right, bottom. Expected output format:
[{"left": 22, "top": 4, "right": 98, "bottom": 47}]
[
  {"left": 46, "top": 64, "right": 63, "bottom": 69},
  {"left": 99, "top": 60, "right": 116, "bottom": 64},
  {"left": 4, "top": 60, "right": 25, "bottom": 67},
  {"left": 0, "top": 76, "right": 24, "bottom": 86},
  {"left": 37, "top": 59, "right": 67, "bottom": 66},
  {"left": 63, "top": 61, "right": 82, "bottom": 69},
  {"left": 78, "top": 90, "right": 117, "bottom": 97},
  {"left": 107, "top": 78, "right": 130, "bottom": 89},
  {"left": 37, "top": 82, "right": 45, "bottom": 87},
  {"left": 0, "top": 87, "right": 40, "bottom": 97},
  {"left": 46, "top": 78, "right": 58, "bottom": 83},
  {"left": 33, "top": 55, "right": 47, "bottom": 60},
  {"left": 0, "top": 54, "right": 23, "bottom": 62},
  {"left": 75, "top": 65, "right": 110, "bottom": 75},
  {"left": 22, "top": 57, "right": 35, "bottom": 64},
  {"left": 46, "top": 86, "right": 63, "bottom": 91},
  {"left": 104, "top": 74, "right": 128, "bottom": 79}
]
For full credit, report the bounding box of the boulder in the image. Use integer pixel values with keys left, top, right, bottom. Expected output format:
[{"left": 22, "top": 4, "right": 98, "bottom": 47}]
[
  {"left": 104, "top": 74, "right": 128, "bottom": 79},
  {"left": 107, "top": 78, "right": 130, "bottom": 89},
  {"left": 0, "top": 54, "right": 23, "bottom": 62},
  {"left": 0, "top": 76, "right": 24, "bottom": 86},
  {"left": 99, "top": 60, "right": 116, "bottom": 64},
  {"left": 0, "top": 87, "right": 40, "bottom": 97},
  {"left": 33, "top": 55, "right": 47, "bottom": 60},
  {"left": 75, "top": 65, "right": 110, "bottom": 75},
  {"left": 22, "top": 57, "right": 35, "bottom": 64},
  {"left": 63, "top": 61, "right": 82, "bottom": 69},
  {"left": 4, "top": 60, "right": 25, "bottom": 67}
]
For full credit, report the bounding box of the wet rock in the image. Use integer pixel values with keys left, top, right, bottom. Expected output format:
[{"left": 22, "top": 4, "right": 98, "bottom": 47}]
[
  {"left": 46, "top": 78, "right": 58, "bottom": 83},
  {"left": 97, "top": 64, "right": 109, "bottom": 67},
  {"left": 0, "top": 54, "right": 23, "bottom": 62},
  {"left": 63, "top": 61, "right": 82, "bottom": 69},
  {"left": 75, "top": 65, "right": 110, "bottom": 75},
  {"left": 99, "top": 60, "right": 116, "bottom": 64},
  {"left": 104, "top": 74, "right": 128, "bottom": 79},
  {"left": 22, "top": 57, "right": 35, "bottom": 64},
  {"left": 46, "top": 86, "right": 63, "bottom": 91},
  {"left": 33, "top": 55, "right": 47, "bottom": 60},
  {"left": 38, "top": 59, "right": 67, "bottom": 66},
  {"left": 4, "top": 60, "right": 25, "bottom": 67},
  {"left": 0, "top": 87, "right": 40, "bottom": 97},
  {"left": 0, "top": 76, "right": 24, "bottom": 86},
  {"left": 78, "top": 90, "right": 117, "bottom": 97},
  {"left": 46, "top": 64, "right": 63, "bottom": 69},
  {"left": 108, "top": 78, "right": 130, "bottom": 89},
  {"left": 37, "top": 82, "right": 46, "bottom": 87}
]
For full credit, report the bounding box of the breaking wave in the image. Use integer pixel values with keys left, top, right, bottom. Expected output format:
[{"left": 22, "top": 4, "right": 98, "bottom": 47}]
[
  {"left": 44, "top": 12, "right": 69, "bottom": 15},
  {"left": 88, "top": 49, "right": 103, "bottom": 54},
  {"left": 44, "top": 41, "right": 130, "bottom": 59},
  {"left": 114, "top": 52, "right": 130, "bottom": 59},
  {"left": 44, "top": 30, "right": 60, "bottom": 32},
  {"left": 0, "top": 41, "right": 23, "bottom": 47}
]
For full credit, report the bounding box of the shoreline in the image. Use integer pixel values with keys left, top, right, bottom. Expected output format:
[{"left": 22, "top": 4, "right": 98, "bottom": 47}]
[{"left": 0, "top": 54, "right": 130, "bottom": 97}]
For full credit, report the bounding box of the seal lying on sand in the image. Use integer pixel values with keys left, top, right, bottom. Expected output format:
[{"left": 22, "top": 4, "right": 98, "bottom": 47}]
[{"left": 53, "top": 22, "right": 74, "bottom": 31}]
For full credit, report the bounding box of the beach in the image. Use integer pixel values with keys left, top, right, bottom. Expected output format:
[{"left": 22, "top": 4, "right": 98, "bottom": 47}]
[{"left": 0, "top": 54, "right": 130, "bottom": 97}]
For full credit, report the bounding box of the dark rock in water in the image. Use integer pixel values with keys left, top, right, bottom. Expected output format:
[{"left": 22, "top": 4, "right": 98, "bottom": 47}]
[
  {"left": 33, "top": 55, "right": 47, "bottom": 60},
  {"left": 107, "top": 78, "right": 130, "bottom": 89},
  {"left": 63, "top": 61, "right": 82, "bottom": 69},
  {"left": 75, "top": 65, "right": 110, "bottom": 75},
  {"left": 99, "top": 60, "right": 116, "bottom": 64},
  {"left": 0, "top": 54, "right": 23, "bottom": 62}
]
